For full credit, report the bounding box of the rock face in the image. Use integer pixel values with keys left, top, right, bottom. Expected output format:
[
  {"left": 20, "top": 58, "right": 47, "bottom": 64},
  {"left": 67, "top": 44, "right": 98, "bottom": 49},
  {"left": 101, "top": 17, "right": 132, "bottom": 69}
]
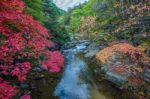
[{"left": 96, "top": 43, "right": 150, "bottom": 88}]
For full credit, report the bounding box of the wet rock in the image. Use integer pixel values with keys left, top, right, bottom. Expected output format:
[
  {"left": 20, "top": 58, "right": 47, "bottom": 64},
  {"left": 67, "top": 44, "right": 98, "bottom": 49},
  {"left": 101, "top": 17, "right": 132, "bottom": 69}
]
[
  {"left": 76, "top": 41, "right": 89, "bottom": 50},
  {"left": 105, "top": 72, "right": 127, "bottom": 87}
]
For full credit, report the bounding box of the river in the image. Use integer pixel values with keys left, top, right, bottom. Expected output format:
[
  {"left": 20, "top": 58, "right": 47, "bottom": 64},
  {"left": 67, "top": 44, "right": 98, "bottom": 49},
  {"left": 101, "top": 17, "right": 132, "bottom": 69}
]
[
  {"left": 54, "top": 41, "right": 112, "bottom": 99},
  {"left": 31, "top": 41, "right": 137, "bottom": 99}
]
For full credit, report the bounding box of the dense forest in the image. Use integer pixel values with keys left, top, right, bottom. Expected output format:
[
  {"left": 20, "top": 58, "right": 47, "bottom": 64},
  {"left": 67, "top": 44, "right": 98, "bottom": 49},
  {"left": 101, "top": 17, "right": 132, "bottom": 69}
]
[
  {"left": 1, "top": 0, "right": 150, "bottom": 99},
  {"left": 65, "top": 0, "right": 150, "bottom": 44}
]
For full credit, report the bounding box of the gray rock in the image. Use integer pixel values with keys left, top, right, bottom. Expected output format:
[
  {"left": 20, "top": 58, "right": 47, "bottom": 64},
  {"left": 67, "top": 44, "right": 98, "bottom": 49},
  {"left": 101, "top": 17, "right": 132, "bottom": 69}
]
[
  {"left": 84, "top": 49, "right": 99, "bottom": 58},
  {"left": 105, "top": 72, "right": 127, "bottom": 87},
  {"left": 84, "top": 44, "right": 106, "bottom": 58},
  {"left": 101, "top": 65, "right": 109, "bottom": 73}
]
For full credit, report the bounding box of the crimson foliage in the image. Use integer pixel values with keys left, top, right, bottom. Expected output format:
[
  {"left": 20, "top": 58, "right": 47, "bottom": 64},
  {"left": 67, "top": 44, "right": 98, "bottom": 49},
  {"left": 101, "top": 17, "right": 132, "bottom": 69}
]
[
  {"left": 0, "top": 78, "right": 15, "bottom": 99},
  {"left": 0, "top": 0, "right": 64, "bottom": 98}
]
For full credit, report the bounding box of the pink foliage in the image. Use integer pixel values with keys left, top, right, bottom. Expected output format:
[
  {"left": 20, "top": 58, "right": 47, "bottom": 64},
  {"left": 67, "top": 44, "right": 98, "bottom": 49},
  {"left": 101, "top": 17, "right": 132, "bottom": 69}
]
[
  {"left": 0, "top": 0, "right": 64, "bottom": 98},
  {"left": 0, "top": 78, "right": 15, "bottom": 99},
  {"left": 20, "top": 94, "right": 31, "bottom": 99},
  {"left": 0, "top": 0, "right": 54, "bottom": 67},
  {"left": 42, "top": 51, "right": 64, "bottom": 73},
  {"left": 11, "top": 62, "right": 31, "bottom": 82}
]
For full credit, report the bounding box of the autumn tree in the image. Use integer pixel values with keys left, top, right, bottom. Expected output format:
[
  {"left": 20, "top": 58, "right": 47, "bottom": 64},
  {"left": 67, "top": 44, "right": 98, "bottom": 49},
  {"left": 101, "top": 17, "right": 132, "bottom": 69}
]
[{"left": 0, "top": 0, "right": 64, "bottom": 98}]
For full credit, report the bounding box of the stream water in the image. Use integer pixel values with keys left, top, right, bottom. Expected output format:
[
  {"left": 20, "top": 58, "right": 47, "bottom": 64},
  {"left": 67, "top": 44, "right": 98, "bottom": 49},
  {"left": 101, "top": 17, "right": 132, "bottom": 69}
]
[
  {"left": 31, "top": 41, "right": 137, "bottom": 99},
  {"left": 54, "top": 41, "right": 138, "bottom": 99},
  {"left": 54, "top": 49, "right": 90, "bottom": 99},
  {"left": 54, "top": 42, "right": 110, "bottom": 99}
]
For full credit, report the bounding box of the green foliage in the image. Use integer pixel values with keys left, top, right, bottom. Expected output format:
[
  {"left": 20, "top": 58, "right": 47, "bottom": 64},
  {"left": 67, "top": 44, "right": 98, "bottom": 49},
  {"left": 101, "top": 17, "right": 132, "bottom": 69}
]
[
  {"left": 43, "top": 0, "right": 70, "bottom": 43},
  {"left": 63, "top": 0, "right": 116, "bottom": 41},
  {"left": 82, "top": 0, "right": 95, "bottom": 16},
  {"left": 65, "top": 0, "right": 95, "bottom": 35},
  {"left": 44, "top": 0, "right": 65, "bottom": 18},
  {"left": 23, "top": 0, "right": 70, "bottom": 44},
  {"left": 23, "top": 0, "right": 46, "bottom": 23},
  {"left": 64, "top": 0, "right": 150, "bottom": 45}
]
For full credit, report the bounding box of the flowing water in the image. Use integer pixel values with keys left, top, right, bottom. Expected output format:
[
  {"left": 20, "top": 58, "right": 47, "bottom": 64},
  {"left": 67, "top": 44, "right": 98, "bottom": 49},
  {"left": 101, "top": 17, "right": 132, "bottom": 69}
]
[
  {"left": 54, "top": 42, "right": 111, "bottom": 99},
  {"left": 54, "top": 41, "right": 89, "bottom": 99},
  {"left": 31, "top": 41, "right": 137, "bottom": 99},
  {"left": 54, "top": 41, "right": 138, "bottom": 99},
  {"left": 54, "top": 50, "right": 90, "bottom": 99}
]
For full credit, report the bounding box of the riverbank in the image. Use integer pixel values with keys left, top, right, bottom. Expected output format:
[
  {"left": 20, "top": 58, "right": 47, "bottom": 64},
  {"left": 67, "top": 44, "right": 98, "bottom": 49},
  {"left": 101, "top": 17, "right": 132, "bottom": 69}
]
[{"left": 78, "top": 53, "right": 140, "bottom": 99}]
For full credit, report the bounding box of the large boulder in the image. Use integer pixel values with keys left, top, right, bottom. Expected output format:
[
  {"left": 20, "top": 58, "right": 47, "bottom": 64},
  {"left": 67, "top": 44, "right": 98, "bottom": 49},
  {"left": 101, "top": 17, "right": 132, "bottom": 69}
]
[{"left": 96, "top": 43, "right": 150, "bottom": 88}]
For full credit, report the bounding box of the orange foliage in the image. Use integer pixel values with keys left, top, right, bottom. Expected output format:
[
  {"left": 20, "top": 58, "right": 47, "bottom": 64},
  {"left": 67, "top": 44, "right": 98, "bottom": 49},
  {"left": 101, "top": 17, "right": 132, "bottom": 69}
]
[
  {"left": 96, "top": 43, "right": 138, "bottom": 64},
  {"left": 127, "top": 76, "right": 144, "bottom": 86},
  {"left": 96, "top": 43, "right": 150, "bottom": 85}
]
